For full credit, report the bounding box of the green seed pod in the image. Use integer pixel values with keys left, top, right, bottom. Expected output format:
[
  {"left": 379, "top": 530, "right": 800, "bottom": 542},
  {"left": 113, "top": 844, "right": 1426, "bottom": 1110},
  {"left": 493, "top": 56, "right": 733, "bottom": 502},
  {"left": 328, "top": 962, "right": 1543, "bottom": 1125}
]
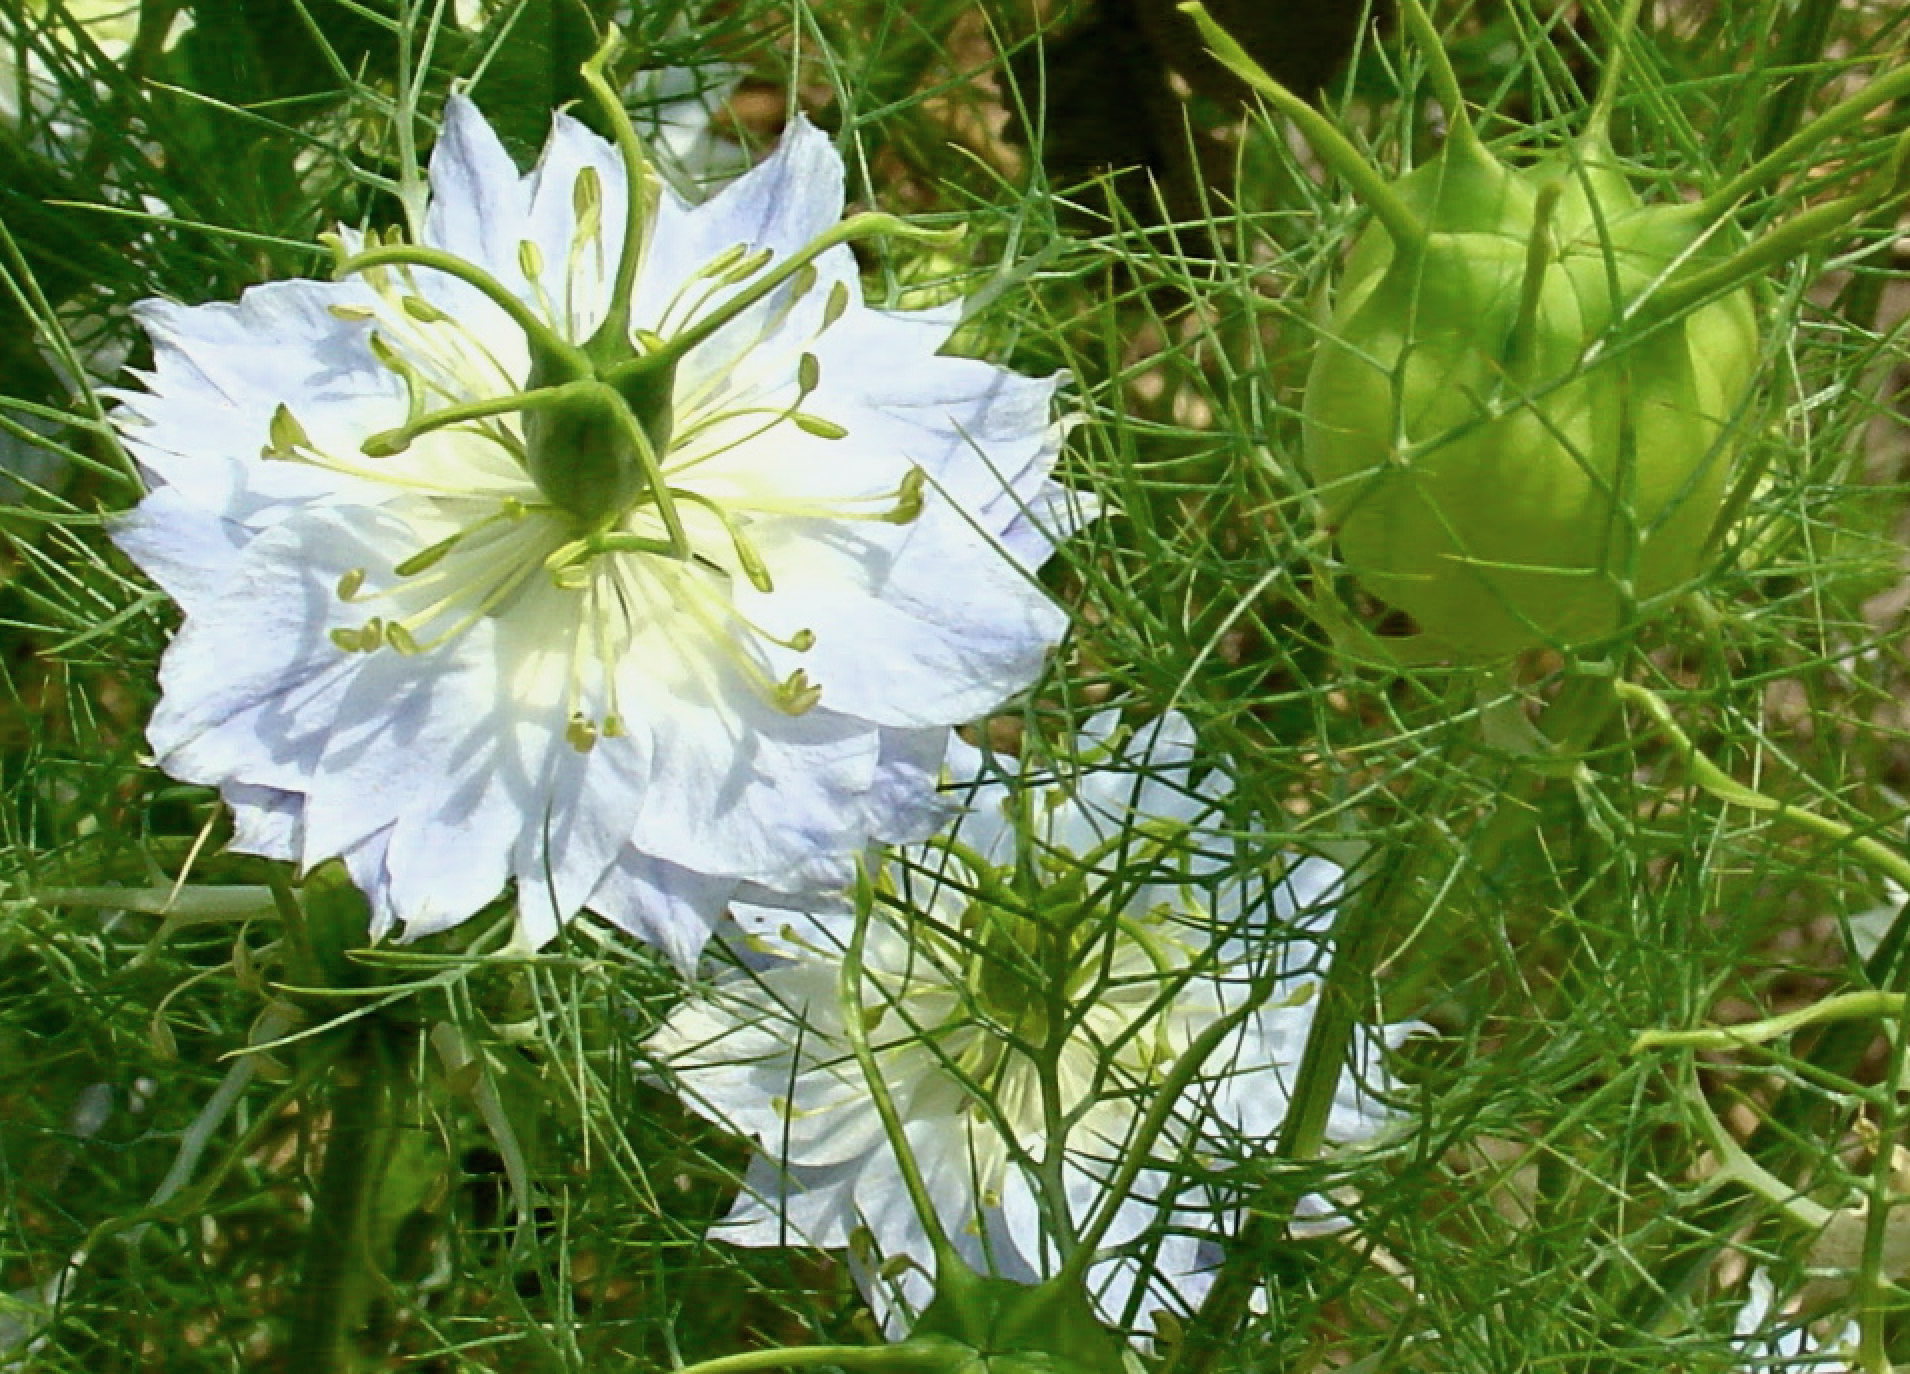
[
  {"left": 1306, "top": 147, "right": 1756, "bottom": 659},
  {"left": 1184, "top": 0, "right": 1910, "bottom": 662}
]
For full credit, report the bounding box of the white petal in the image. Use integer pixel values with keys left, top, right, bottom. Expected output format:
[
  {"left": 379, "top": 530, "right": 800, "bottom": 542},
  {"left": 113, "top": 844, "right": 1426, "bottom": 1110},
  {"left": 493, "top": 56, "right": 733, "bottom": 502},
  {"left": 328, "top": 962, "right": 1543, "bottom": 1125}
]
[
  {"left": 584, "top": 847, "right": 738, "bottom": 971},
  {"left": 118, "top": 283, "right": 396, "bottom": 519},
  {"left": 224, "top": 782, "right": 304, "bottom": 862},
  {"left": 110, "top": 487, "right": 248, "bottom": 617},
  {"left": 630, "top": 114, "right": 844, "bottom": 334},
  {"left": 521, "top": 110, "right": 630, "bottom": 342},
  {"left": 425, "top": 95, "right": 533, "bottom": 294}
]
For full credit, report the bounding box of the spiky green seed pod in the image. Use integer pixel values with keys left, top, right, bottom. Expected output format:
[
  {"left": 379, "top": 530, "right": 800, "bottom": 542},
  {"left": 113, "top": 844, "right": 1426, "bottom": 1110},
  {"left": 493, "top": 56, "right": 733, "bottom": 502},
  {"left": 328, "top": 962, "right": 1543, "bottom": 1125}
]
[{"left": 1186, "top": 0, "right": 1910, "bottom": 663}]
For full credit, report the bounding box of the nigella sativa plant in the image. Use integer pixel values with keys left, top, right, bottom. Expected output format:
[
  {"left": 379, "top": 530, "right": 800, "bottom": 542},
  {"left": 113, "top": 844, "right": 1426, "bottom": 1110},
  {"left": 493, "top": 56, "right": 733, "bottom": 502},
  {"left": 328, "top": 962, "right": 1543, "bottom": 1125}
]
[
  {"left": 109, "top": 42, "right": 1084, "bottom": 969},
  {"left": 651, "top": 711, "right": 1418, "bottom": 1337}
]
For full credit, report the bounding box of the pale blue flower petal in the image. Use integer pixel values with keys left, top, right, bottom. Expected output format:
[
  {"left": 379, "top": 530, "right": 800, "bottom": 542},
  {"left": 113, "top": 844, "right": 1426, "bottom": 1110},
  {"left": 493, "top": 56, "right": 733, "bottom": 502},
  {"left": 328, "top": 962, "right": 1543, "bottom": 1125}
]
[
  {"left": 112, "top": 95, "right": 1080, "bottom": 969},
  {"left": 654, "top": 712, "right": 1417, "bottom": 1340}
]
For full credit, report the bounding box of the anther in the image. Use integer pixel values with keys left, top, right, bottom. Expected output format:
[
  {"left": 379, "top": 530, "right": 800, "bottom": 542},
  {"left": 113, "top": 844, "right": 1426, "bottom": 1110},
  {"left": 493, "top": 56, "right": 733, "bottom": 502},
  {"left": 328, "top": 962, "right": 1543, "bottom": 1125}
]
[
  {"left": 791, "top": 412, "right": 847, "bottom": 440},
  {"left": 395, "top": 533, "right": 464, "bottom": 578},
  {"left": 263, "top": 404, "right": 314, "bottom": 462},
  {"left": 774, "top": 669, "right": 822, "bottom": 715},
  {"left": 384, "top": 622, "right": 421, "bottom": 655},
  {"left": 884, "top": 466, "right": 926, "bottom": 524},
  {"left": 401, "top": 294, "right": 449, "bottom": 324},
  {"left": 573, "top": 165, "right": 603, "bottom": 235},
  {"left": 822, "top": 279, "right": 850, "bottom": 330},
  {"left": 719, "top": 247, "right": 774, "bottom": 286},
  {"left": 699, "top": 243, "right": 750, "bottom": 280}
]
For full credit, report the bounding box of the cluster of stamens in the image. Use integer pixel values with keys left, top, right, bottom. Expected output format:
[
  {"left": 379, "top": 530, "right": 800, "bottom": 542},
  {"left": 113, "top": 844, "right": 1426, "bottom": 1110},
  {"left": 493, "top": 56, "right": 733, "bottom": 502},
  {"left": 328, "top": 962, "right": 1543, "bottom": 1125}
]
[{"left": 255, "top": 34, "right": 961, "bottom": 750}]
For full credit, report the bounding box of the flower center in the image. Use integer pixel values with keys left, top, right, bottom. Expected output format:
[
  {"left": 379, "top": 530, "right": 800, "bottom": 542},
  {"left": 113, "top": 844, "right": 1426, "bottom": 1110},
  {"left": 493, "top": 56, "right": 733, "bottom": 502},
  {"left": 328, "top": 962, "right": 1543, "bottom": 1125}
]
[{"left": 268, "top": 30, "right": 962, "bottom": 746}]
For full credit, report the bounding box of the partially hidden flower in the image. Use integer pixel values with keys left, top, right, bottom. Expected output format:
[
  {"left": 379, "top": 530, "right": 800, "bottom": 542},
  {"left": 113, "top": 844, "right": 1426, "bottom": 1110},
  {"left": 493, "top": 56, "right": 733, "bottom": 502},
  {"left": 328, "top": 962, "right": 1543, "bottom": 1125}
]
[
  {"left": 1732, "top": 1269, "right": 1856, "bottom": 1373},
  {"left": 650, "top": 711, "right": 1418, "bottom": 1336},
  {"left": 1, "top": 1, "right": 190, "bottom": 143},
  {"left": 1, "top": 1, "right": 135, "bottom": 129},
  {"left": 111, "top": 74, "right": 1084, "bottom": 969},
  {"left": 623, "top": 61, "right": 755, "bottom": 196}
]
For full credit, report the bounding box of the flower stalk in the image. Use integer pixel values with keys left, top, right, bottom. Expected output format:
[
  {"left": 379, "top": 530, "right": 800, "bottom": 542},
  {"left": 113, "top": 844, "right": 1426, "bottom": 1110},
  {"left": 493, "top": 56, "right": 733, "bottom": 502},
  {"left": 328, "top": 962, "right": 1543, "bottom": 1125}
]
[{"left": 286, "top": 1029, "right": 395, "bottom": 1374}]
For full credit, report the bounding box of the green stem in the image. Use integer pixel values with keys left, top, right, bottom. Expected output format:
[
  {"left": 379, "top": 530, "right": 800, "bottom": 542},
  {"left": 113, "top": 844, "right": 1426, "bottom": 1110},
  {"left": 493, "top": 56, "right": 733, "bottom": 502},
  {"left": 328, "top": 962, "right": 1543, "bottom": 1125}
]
[
  {"left": 1505, "top": 180, "right": 1565, "bottom": 381},
  {"left": 1642, "top": 175, "right": 1903, "bottom": 327},
  {"left": 391, "top": 0, "right": 429, "bottom": 237},
  {"left": 1393, "top": 0, "right": 1479, "bottom": 150},
  {"left": 577, "top": 26, "right": 657, "bottom": 364},
  {"left": 1633, "top": 989, "right": 1906, "bottom": 1052},
  {"left": 604, "top": 382, "right": 691, "bottom": 555},
  {"left": 331, "top": 242, "right": 593, "bottom": 382},
  {"left": 286, "top": 1033, "right": 393, "bottom": 1374},
  {"left": 1620, "top": 876, "right": 1910, "bottom": 1339},
  {"left": 1158, "top": 844, "right": 1416, "bottom": 1374},
  {"left": 1614, "top": 680, "right": 1910, "bottom": 892},
  {"left": 840, "top": 869, "right": 964, "bottom": 1275},
  {"left": 1678, "top": 1060, "right": 1835, "bottom": 1232},
  {"left": 1696, "top": 61, "right": 1910, "bottom": 222},
  {"left": 1176, "top": 2, "right": 1427, "bottom": 259},
  {"left": 1611, "top": 679, "right": 1910, "bottom": 1339},
  {"left": 1755, "top": 0, "right": 1863, "bottom": 162},
  {"left": 1581, "top": 0, "right": 1649, "bottom": 149},
  {"left": 1165, "top": 671, "right": 1619, "bottom": 1374},
  {"left": 1855, "top": 992, "right": 1910, "bottom": 1374},
  {"left": 1058, "top": 950, "right": 1298, "bottom": 1283},
  {"left": 359, "top": 384, "right": 572, "bottom": 457}
]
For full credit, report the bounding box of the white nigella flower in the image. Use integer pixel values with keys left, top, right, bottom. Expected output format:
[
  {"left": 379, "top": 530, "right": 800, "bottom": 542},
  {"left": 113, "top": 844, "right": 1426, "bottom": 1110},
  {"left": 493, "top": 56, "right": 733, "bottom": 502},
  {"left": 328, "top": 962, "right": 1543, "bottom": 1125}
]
[
  {"left": 1732, "top": 1270, "right": 1857, "bottom": 1373},
  {"left": 1, "top": 1, "right": 135, "bottom": 128},
  {"left": 110, "top": 59, "right": 1083, "bottom": 969},
  {"left": 651, "top": 711, "right": 1417, "bottom": 1336},
  {"left": 2, "top": 1, "right": 190, "bottom": 141}
]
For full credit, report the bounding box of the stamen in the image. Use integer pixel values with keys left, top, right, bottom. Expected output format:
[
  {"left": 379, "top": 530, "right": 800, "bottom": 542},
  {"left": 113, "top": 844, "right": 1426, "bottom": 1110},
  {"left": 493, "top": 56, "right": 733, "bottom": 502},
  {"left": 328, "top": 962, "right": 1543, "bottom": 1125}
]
[
  {"left": 888, "top": 466, "right": 926, "bottom": 524},
  {"left": 569, "top": 166, "right": 607, "bottom": 338},
  {"left": 822, "top": 278, "right": 850, "bottom": 330},
  {"left": 366, "top": 332, "right": 431, "bottom": 431},
  {"left": 384, "top": 622, "right": 420, "bottom": 654},
  {"left": 775, "top": 669, "right": 822, "bottom": 715},
  {"left": 655, "top": 563, "right": 828, "bottom": 714},
  {"left": 346, "top": 514, "right": 558, "bottom": 660},
  {"left": 262, "top": 404, "right": 314, "bottom": 462},
  {"left": 588, "top": 577, "right": 629, "bottom": 737},
  {"left": 401, "top": 294, "right": 449, "bottom": 325},
  {"left": 699, "top": 242, "right": 751, "bottom": 281},
  {"left": 718, "top": 246, "right": 774, "bottom": 286},
  {"left": 519, "top": 239, "right": 565, "bottom": 331},
  {"left": 790, "top": 412, "right": 847, "bottom": 440},
  {"left": 609, "top": 211, "right": 964, "bottom": 383},
  {"left": 668, "top": 488, "right": 775, "bottom": 593},
  {"left": 573, "top": 166, "right": 603, "bottom": 239}
]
